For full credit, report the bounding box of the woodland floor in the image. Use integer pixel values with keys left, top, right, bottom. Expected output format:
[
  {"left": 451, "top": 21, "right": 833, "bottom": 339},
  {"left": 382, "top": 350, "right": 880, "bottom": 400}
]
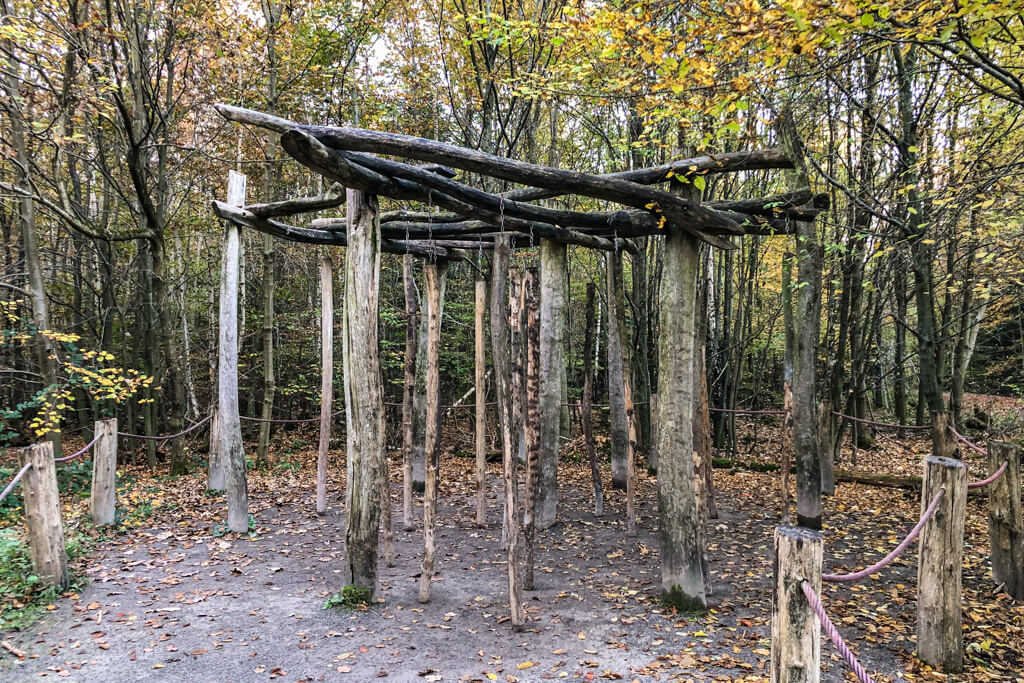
[{"left": 1, "top": 401, "right": 1023, "bottom": 682}]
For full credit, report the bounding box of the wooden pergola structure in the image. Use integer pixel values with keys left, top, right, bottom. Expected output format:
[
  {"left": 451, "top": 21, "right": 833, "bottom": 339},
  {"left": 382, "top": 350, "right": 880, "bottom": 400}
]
[{"left": 210, "top": 103, "right": 827, "bottom": 628}]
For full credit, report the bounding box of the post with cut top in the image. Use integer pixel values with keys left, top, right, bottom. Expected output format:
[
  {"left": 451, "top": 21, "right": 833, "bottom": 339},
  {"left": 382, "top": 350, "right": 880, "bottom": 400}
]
[
  {"left": 917, "top": 455, "right": 966, "bottom": 672},
  {"left": 18, "top": 442, "right": 69, "bottom": 589},
  {"left": 770, "top": 525, "right": 822, "bottom": 683},
  {"left": 90, "top": 418, "right": 118, "bottom": 525},
  {"left": 988, "top": 442, "right": 1023, "bottom": 599}
]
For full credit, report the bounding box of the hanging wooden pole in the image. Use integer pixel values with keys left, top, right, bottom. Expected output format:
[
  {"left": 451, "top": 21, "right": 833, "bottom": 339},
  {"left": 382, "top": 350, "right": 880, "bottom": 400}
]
[
  {"left": 490, "top": 235, "right": 524, "bottom": 629},
  {"left": 523, "top": 267, "right": 540, "bottom": 590},
  {"left": 474, "top": 272, "right": 488, "bottom": 527},
  {"left": 770, "top": 525, "right": 822, "bottom": 683},
  {"left": 607, "top": 253, "right": 629, "bottom": 491},
  {"left": 917, "top": 455, "right": 966, "bottom": 672},
  {"left": 582, "top": 282, "right": 603, "bottom": 517},
  {"left": 419, "top": 260, "right": 446, "bottom": 602},
  {"left": 401, "top": 254, "right": 418, "bottom": 531},
  {"left": 89, "top": 418, "right": 117, "bottom": 526},
  {"left": 18, "top": 442, "right": 68, "bottom": 588},
  {"left": 537, "top": 238, "right": 566, "bottom": 529},
  {"left": 341, "top": 188, "right": 385, "bottom": 598},
  {"left": 316, "top": 253, "right": 333, "bottom": 515},
  {"left": 505, "top": 268, "right": 523, "bottom": 546},
  {"left": 987, "top": 442, "right": 1022, "bottom": 599},
  {"left": 218, "top": 170, "right": 248, "bottom": 532}
]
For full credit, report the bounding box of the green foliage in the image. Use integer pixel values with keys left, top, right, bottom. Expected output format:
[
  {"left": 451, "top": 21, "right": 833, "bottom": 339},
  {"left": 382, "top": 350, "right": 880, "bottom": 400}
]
[
  {"left": 0, "top": 529, "right": 87, "bottom": 631},
  {"left": 323, "top": 584, "right": 373, "bottom": 610}
]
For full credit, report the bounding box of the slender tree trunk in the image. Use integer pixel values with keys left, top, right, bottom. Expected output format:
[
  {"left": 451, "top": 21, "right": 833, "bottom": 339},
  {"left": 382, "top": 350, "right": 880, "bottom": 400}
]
[
  {"left": 537, "top": 239, "right": 566, "bottom": 528},
  {"left": 582, "top": 283, "right": 603, "bottom": 516},
  {"left": 401, "top": 255, "right": 418, "bottom": 530}
]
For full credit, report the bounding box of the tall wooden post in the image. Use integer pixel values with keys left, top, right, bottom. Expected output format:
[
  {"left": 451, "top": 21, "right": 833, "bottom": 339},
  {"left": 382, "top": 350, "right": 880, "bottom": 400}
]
[
  {"left": 18, "top": 442, "right": 68, "bottom": 588},
  {"left": 770, "top": 526, "right": 822, "bottom": 683},
  {"left": 607, "top": 252, "right": 629, "bottom": 490},
  {"left": 419, "top": 260, "right": 446, "bottom": 603},
  {"left": 917, "top": 455, "right": 966, "bottom": 672},
  {"left": 316, "top": 254, "right": 333, "bottom": 516},
  {"left": 218, "top": 170, "right": 248, "bottom": 532},
  {"left": 523, "top": 267, "right": 540, "bottom": 589},
  {"left": 89, "top": 418, "right": 117, "bottom": 526},
  {"left": 656, "top": 229, "right": 707, "bottom": 609},
  {"left": 648, "top": 393, "right": 659, "bottom": 474},
  {"left": 474, "top": 274, "right": 488, "bottom": 527},
  {"left": 537, "top": 239, "right": 566, "bottom": 529},
  {"left": 207, "top": 406, "right": 221, "bottom": 491},
  {"left": 582, "top": 282, "right": 603, "bottom": 516},
  {"left": 931, "top": 411, "right": 955, "bottom": 459},
  {"left": 401, "top": 254, "right": 418, "bottom": 530},
  {"left": 342, "top": 188, "right": 385, "bottom": 598},
  {"left": 817, "top": 400, "right": 835, "bottom": 496},
  {"left": 988, "top": 442, "right": 1023, "bottom": 599}
]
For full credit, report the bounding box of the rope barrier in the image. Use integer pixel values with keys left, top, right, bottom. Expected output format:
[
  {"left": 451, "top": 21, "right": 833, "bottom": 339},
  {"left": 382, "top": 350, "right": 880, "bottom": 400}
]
[
  {"left": 968, "top": 461, "right": 1008, "bottom": 489},
  {"left": 832, "top": 411, "right": 930, "bottom": 431},
  {"left": 54, "top": 433, "right": 101, "bottom": 463},
  {"left": 949, "top": 425, "right": 986, "bottom": 455},
  {"left": 239, "top": 409, "right": 344, "bottom": 424},
  {"left": 118, "top": 415, "right": 211, "bottom": 442},
  {"left": 0, "top": 462, "right": 32, "bottom": 504},
  {"left": 822, "top": 488, "right": 945, "bottom": 583},
  {"left": 710, "top": 407, "right": 786, "bottom": 415},
  {"left": 801, "top": 581, "right": 875, "bottom": 683}
]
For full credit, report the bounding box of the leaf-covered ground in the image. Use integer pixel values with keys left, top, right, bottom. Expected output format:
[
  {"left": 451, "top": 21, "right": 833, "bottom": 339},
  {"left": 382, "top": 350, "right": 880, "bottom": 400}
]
[{"left": 1, "top": 409, "right": 1022, "bottom": 682}]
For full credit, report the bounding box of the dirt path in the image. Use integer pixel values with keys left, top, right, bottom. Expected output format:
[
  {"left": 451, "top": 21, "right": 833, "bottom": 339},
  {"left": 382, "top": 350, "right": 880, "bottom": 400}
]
[{"left": 1, "top": 452, "right": 1020, "bottom": 682}]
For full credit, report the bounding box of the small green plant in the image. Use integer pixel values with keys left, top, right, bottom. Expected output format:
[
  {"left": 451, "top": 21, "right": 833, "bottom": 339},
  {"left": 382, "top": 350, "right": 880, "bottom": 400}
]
[
  {"left": 323, "top": 584, "right": 372, "bottom": 610},
  {"left": 0, "top": 529, "right": 88, "bottom": 631}
]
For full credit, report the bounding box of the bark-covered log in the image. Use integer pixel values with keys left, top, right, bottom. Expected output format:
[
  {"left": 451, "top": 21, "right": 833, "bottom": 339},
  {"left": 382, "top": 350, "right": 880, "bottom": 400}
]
[
  {"left": 18, "top": 442, "right": 69, "bottom": 589},
  {"left": 582, "top": 283, "right": 603, "bottom": 517},
  {"left": 475, "top": 274, "right": 488, "bottom": 528},
  {"left": 770, "top": 525, "right": 822, "bottom": 683},
  {"left": 401, "top": 255, "right": 417, "bottom": 531},
  {"left": 245, "top": 183, "right": 344, "bottom": 217},
  {"left": 537, "top": 239, "right": 565, "bottom": 529},
  {"left": 89, "top": 418, "right": 117, "bottom": 526},
  {"left": 419, "top": 261, "right": 446, "bottom": 603},
  {"left": 523, "top": 267, "right": 540, "bottom": 590},
  {"left": 316, "top": 255, "right": 333, "bottom": 516},
  {"left": 607, "top": 253, "right": 629, "bottom": 491},
  {"left": 988, "top": 442, "right": 1023, "bottom": 599}
]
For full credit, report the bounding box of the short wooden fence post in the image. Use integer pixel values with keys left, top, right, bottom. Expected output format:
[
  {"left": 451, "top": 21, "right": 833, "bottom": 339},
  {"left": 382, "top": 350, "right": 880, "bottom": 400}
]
[
  {"left": 208, "top": 406, "right": 223, "bottom": 491},
  {"left": 17, "top": 442, "right": 69, "bottom": 589},
  {"left": 90, "top": 418, "right": 118, "bottom": 526},
  {"left": 771, "top": 525, "right": 822, "bottom": 683},
  {"left": 988, "top": 442, "right": 1023, "bottom": 599},
  {"left": 917, "top": 455, "right": 966, "bottom": 672}
]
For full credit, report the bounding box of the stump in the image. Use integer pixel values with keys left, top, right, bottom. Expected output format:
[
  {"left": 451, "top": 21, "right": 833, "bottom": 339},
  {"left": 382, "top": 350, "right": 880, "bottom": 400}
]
[
  {"left": 18, "top": 442, "right": 69, "bottom": 589},
  {"left": 89, "top": 418, "right": 118, "bottom": 526},
  {"left": 988, "top": 442, "right": 1023, "bottom": 599},
  {"left": 917, "top": 455, "right": 966, "bottom": 672},
  {"left": 770, "top": 525, "right": 822, "bottom": 683}
]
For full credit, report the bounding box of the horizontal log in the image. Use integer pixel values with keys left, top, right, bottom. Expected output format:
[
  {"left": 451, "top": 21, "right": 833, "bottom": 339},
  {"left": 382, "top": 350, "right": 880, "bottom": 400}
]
[{"left": 245, "top": 183, "right": 345, "bottom": 217}]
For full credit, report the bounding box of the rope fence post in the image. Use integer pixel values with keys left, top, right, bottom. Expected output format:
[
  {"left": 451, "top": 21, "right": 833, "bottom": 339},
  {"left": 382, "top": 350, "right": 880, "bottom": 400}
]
[
  {"left": 930, "top": 411, "right": 954, "bottom": 459},
  {"left": 771, "top": 525, "right": 822, "bottom": 683},
  {"left": 18, "top": 441, "right": 69, "bottom": 589},
  {"left": 988, "top": 442, "right": 1022, "bottom": 599},
  {"left": 917, "top": 455, "right": 966, "bottom": 672},
  {"left": 208, "top": 406, "right": 223, "bottom": 491},
  {"left": 90, "top": 418, "right": 117, "bottom": 526}
]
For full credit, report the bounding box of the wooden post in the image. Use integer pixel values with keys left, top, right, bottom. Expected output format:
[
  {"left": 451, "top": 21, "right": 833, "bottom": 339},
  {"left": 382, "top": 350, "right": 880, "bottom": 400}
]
[
  {"left": 89, "top": 418, "right": 117, "bottom": 526},
  {"left": 818, "top": 399, "right": 835, "bottom": 496},
  {"left": 219, "top": 170, "right": 248, "bottom": 532},
  {"left": 475, "top": 274, "right": 488, "bottom": 527},
  {"left": 931, "top": 411, "right": 955, "bottom": 460},
  {"left": 582, "top": 282, "right": 603, "bottom": 516},
  {"left": 342, "top": 188, "right": 385, "bottom": 598},
  {"left": 18, "top": 442, "right": 68, "bottom": 589},
  {"left": 770, "top": 525, "right": 822, "bottom": 683},
  {"left": 648, "top": 393, "right": 659, "bottom": 474},
  {"left": 917, "top": 455, "right": 966, "bottom": 672},
  {"left": 419, "top": 261, "right": 446, "bottom": 603},
  {"left": 381, "top": 454, "right": 395, "bottom": 567},
  {"left": 537, "top": 238, "right": 566, "bottom": 529},
  {"left": 523, "top": 267, "right": 540, "bottom": 590},
  {"left": 988, "top": 442, "right": 1023, "bottom": 599},
  {"left": 607, "top": 252, "right": 629, "bottom": 490},
  {"left": 401, "top": 254, "right": 418, "bottom": 531},
  {"left": 656, "top": 229, "right": 707, "bottom": 609},
  {"left": 316, "top": 254, "right": 333, "bottom": 516},
  {"left": 490, "top": 235, "right": 524, "bottom": 629},
  {"left": 207, "top": 406, "right": 222, "bottom": 491}
]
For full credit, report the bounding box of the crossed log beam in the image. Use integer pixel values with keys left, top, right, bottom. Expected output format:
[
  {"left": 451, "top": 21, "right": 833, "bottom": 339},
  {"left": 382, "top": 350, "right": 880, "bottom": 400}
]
[{"left": 212, "top": 104, "right": 828, "bottom": 254}]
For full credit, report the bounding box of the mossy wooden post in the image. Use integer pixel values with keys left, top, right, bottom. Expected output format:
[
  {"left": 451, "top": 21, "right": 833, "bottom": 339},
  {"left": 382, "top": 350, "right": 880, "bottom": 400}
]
[
  {"left": 474, "top": 273, "right": 487, "bottom": 527},
  {"left": 90, "top": 418, "right": 117, "bottom": 526},
  {"left": 988, "top": 442, "right": 1023, "bottom": 599},
  {"left": 401, "top": 254, "right": 418, "bottom": 531},
  {"left": 218, "top": 170, "right": 248, "bottom": 532},
  {"left": 537, "top": 238, "right": 566, "bottom": 529},
  {"left": 656, "top": 229, "right": 707, "bottom": 609},
  {"left": 342, "top": 188, "right": 385, "bottom": 599},
  {"left": 18, "top": 442, "right": 68, "bottom": 589},
  {"left": 917, "top": 455, "right": 966, "bottom": 672},
  {"left": 316, "top": 253, "right": 333, "bottom": 516},
  {"left": 419, "top": 260, "right": 445, "bottom": 603},
  {"left": 770, "top": 525, "right": 822, "bottom": 683}
]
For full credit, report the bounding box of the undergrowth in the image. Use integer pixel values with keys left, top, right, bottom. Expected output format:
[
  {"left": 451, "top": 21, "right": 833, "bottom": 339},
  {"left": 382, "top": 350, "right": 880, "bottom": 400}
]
[{"left": 0, "top": 528, "right": 88, "bottom": 632}]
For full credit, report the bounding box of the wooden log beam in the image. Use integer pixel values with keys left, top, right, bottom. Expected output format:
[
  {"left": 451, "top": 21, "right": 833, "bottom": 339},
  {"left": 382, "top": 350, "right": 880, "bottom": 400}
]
[{"left": 245, "top": 183, "right": 345, "bottom": 218}]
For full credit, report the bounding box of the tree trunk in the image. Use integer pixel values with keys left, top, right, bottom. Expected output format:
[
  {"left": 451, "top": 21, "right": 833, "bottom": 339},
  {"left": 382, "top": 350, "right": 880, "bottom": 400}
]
[
  {"left": 342, "top": 189, "right": 384, "bottom": 598},
  {"left": 537, "top": 239, "right": 566, "bottom": 528}
]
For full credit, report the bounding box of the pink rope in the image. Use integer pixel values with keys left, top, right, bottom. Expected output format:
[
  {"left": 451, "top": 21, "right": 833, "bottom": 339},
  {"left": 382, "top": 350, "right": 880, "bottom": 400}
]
[
  {"left": 832, "top": 411, "right": 930, "bottom": 431},
  {"left": 801, "top": 581, "right": 874, "bottom": 683},
  {"left": 0, "top": 462, "right": 32, "bottom": 504},
  {"left": 823, "top": 488, "right": 945, "bottom": 583},
  {"left": 239, "top": 409, "right": 344, "bottom": 424},
  {"left": 119, "top": 414, "right": 211, "bottom": 442},
  {"left": 54, "top": 433, "right": 101, "bottom": 463},
  {"left": 968, "top": 460, "right": 1008, "bottom": 489},
  {"left": 949, "top": 426, "right": 986, "bottom": 455}
]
